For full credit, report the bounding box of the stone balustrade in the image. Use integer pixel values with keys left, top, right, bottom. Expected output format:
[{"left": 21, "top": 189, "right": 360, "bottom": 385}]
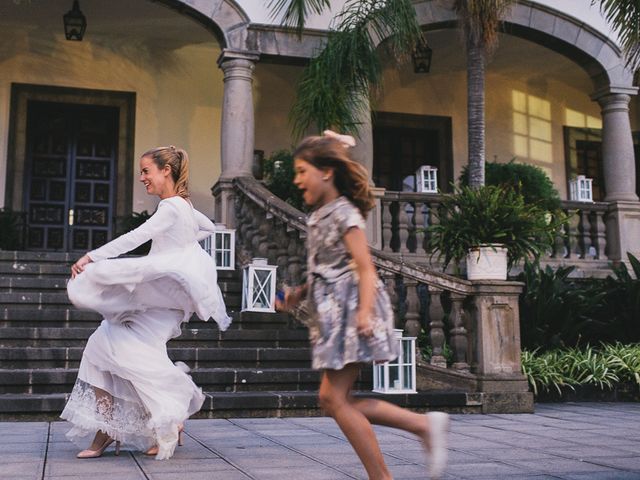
[
  {"left": 231, "top": 177, "right": 533, "bottom": 412},
  {"left": 379, "top": 191, "right": 612, "bottom": 274}
]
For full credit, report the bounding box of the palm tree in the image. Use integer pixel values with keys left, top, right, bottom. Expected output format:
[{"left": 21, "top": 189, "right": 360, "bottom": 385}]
[
  {"left": 595, "top": 0, "right": 640, "bottom": 73},
  {"left": 268, "top": 0, "right": 422, "bottom": 138},
  {"left": 452, "top": 1, "right": 514, "bottom": 188}
]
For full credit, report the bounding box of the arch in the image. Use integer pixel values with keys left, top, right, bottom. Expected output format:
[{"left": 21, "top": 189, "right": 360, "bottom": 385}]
[
  {"left": 413, "top": 0, "right": 635, "bottom": 94},
  {"left": 155, "top": 0, "right": 250, "bottom": 50}
]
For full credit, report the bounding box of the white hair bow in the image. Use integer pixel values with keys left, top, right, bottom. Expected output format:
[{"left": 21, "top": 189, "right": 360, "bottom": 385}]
[{"left": 323, "top": 130, "right": 356, "bottom": 148}]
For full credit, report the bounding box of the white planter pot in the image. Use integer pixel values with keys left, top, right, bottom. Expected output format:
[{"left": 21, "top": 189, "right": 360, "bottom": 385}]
[{"left": 466, "top": 245, "right": 508, "bottom": 280}]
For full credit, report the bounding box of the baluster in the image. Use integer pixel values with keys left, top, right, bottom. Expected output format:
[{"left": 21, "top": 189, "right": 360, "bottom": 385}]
[
  {"left": 382, "top": 199, "right": 393, "bottom": 252},
  {"left": 579, "top": 209, "right": 593, "bottom": 259},
  {"left": 414, "top": 201, "right": 426, "bottom": 255},
  {"left": 403, "top": 278, "right": 421, "bottom": 337},
  {"left": 428, "top": 287, "right": 446, "bottom": 368},
  {"left": 398, "top": 201, "right": 410, "bottom": 254},
  {"left": 448, "top": 293, "right": 469, "bottom": 372},
  {"left": 286, "top": 229, "right": 304, "bottom": 286},
  {"left": 592, "top": 209, "right": 608, "bottom": 260},
  {"left": 567, "top": 211, "right": 581, "bottom": 258},
  {"left": 273, "top": 221, "right": 289, "bottom": 283},
  {"left": 550, "top": 210, "right": 566, "bottom": 258},
  {"left": 381, "top": 270, "right": 400, "bottom": 328}
]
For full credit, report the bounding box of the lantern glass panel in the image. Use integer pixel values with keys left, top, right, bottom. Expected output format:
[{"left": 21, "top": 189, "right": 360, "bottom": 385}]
[
  {"left": 388, "top": 364, "right": 400, "bottom": 390},
  {"left": 252, "top": 269, "right": 273, "bottom": 309},
  {"left": 403, "top": 365, "right": 413, "bottom": 389}
]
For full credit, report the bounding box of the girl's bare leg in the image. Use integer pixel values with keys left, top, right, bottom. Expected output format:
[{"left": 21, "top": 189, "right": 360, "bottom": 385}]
[
  {"left": 319, "top": 364, "right": 392, "bottom": 480},
  {"left": 350, "top": 397, "right": 429, "bottom": 444}
]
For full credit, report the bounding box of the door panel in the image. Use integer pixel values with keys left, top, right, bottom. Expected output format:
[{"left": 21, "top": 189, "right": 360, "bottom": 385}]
[{"left": 24, "top": 102, "right": 118, "bottom": 251}]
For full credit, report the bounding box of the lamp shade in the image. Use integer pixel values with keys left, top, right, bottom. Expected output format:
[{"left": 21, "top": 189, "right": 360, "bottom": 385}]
[
  {"left": 63, "top": 0, "right": 87, "bottom": 41},
  {"left": 412, "top": 39, "right": 432, "bottom": 74}
]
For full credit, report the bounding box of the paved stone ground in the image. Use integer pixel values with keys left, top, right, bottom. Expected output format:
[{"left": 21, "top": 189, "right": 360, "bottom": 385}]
[{"left": 1, "top": 402, "right": 639, "bottom": 480}]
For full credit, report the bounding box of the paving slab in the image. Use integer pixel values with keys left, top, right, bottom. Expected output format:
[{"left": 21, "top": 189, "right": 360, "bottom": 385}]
[{"left": 0, "top": 402, "right": 639, "bottom": 479}]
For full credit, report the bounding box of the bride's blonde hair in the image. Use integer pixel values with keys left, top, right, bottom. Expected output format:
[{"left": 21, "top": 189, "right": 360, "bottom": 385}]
[{"left": 142, "top": 145, "right": 189, "bottom": 198}]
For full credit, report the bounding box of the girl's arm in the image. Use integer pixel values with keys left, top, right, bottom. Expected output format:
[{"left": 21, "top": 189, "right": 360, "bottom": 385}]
[{"left": 343, "top": 226, "right": 377, "bottom": 337}]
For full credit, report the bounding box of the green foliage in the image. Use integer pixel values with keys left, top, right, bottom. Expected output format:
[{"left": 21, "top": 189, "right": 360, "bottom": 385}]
[
  {"left": 521, "top": 349, "right": 575, "bottom": 396},
  {"left": 116, "top": 211, "right": 152, "bottom": 255},
  {"left": 426, "top": 185, "right": 562, "bottom": 270},
  {"left": 594, "top": 0, "right": 640, "bottom": 71},
  {"left": 0, "top": 208, "right": 23, "bottom": 250},
  {"left": 598, "top": 253, "right": 640, "bottom": 342},
  {"left": 459, "top": 160, "right": 562, "bottom": 212},
  {"left": 517, "top": 261, "right": 607, "bottom": 350},
  {"left": 262, "top": 150, "right": 305, "bottom": 210},
  {"left": 521, "top": 343, "right": 640, "bottom": 396},
  {"left": 274, "top": 0, "right": 422, "bottom": 137}
]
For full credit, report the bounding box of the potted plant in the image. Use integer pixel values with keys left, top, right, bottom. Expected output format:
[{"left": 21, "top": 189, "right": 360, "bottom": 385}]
[{"left": 426, "top": 185, "right": 562, "bottom": 280}]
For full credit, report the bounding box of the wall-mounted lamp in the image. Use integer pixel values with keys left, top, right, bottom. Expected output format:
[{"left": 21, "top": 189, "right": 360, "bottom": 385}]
[
  {"left": 63, "top": 0, "right": 87, "bottom": 41},
  {"left": 412, "top": 38, "right": 432, "bottom": 74}
]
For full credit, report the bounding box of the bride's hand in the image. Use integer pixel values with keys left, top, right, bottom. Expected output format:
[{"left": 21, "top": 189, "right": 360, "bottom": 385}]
[{"left": 71, "top": 255, "right": 92, "bottom": 279}]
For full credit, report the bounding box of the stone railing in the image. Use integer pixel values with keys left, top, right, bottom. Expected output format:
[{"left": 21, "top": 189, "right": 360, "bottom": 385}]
[
  {"left": 232, "top": 177, "right": 532, "bottom": 411},
  {"left": 379, "top": 191, "right": 611, "bottom": 273}
]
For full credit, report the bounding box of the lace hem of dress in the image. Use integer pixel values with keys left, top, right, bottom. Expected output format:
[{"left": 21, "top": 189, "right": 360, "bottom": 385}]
[{"left": 60, "top": 379, "right": 182, "bottom": 460}]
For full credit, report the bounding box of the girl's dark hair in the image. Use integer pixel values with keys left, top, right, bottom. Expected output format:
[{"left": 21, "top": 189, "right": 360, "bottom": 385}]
[
  {"left": 142, "top": 145, "right": 190, "bottom": 198},
  {"left": 293, "top": 136, "right": 374, "bottom": 218}
]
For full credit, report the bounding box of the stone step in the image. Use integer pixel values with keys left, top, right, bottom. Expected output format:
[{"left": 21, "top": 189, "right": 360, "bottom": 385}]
[
  {"left": 0, "top": 346, "right": 312, "bottom": 369},
  {"left": 0, "top": 390, "right": 482, "bottom": 419},
  {"left": 0, "top": 308, "right": 291, "bottom": 330},
  {"left": 0, "top": 367, "right": 372, "bottom": 394},
  {"left": 0, "top": 326, "right": 308, "bottom": 348},
  {"left": 0, "top": 276, "right": 242, "bottom": 293},
  {"left": 0, "top": 250, "right": 76, "bottom": 264},
  {"left": 0, "top": 262, "right": 71, "bottom": 277}
]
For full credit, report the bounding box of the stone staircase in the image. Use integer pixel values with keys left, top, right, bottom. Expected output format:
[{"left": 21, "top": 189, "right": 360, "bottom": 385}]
[{"left": 0, "top": 250, "right": 477, "bottom": 419}]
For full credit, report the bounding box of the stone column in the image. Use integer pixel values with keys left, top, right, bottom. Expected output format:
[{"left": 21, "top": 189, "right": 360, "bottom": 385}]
[
  {"left": 351, "top": 96, "right": 374, "bottom": 175},
  {"left": 592, "top": 87, "right": 640, "bottom": 262},
  {"left": 212, "top": 49, "right": 260, "bottom": 228},
  {"left": 593, "top": 91, "right": 638, "bottom": 202}
]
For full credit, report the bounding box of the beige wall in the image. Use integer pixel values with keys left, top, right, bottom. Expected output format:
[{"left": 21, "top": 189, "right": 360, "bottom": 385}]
[
  {"left": 0, "top": 27, "right": 223, "bottom": 217},
  {"left": 374, "top": 32, "right": 605, "bottom": 200},
  {"left": 253, "top": 63, "right": 305, "bottom": 158}
]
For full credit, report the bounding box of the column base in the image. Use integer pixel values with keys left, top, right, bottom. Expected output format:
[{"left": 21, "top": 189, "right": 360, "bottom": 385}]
[
  {"left": 211, "top": 178, "right": 236, "bottom": 228},
  {"left": 605, "top": 200, "right": 640, "bottom": 262}
]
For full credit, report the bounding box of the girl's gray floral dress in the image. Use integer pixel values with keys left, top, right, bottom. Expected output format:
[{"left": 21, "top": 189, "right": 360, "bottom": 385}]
[{"left": 305, "top": 196, "right": 399, "bottom": 370}]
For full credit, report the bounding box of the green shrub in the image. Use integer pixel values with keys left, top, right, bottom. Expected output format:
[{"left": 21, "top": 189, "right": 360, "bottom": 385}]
[
  {"left": 427, "top": 185, "right": 561, "bottom": 270},
  {"left": 0, "top": 208, "right": 23, "bottom": 250},
  {"left": 521, "top": 344, "right": 640, "bottom": 396},
  {"left": 517, "top": 261, "right": 607, "bottom": 350},
  {"left": 459, "top": 159, "right": 562, "bottom": 212},
  {"left": 262, "top": 150, "right": 304, "bottom": 210},
  {"left": 597, "top": 253, "right": 640, "bottom": 343}
]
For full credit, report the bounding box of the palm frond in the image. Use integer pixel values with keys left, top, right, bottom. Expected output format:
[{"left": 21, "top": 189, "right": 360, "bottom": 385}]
[
  {"left": 595, "top": 0, "right": 640, "bottom": 72},
  {"left": 287, "top": 0, "right": 422, "bottom": 138},
  {"left": 453, "top": 0, "right": 515, "bottom": 54},
  {"left": 268, "top": 0, "right": 331, "bottom": 35}
]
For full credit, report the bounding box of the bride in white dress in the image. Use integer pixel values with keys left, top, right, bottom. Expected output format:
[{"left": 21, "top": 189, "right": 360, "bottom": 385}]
[{"left": 60, "top": 145, "right": 230, "bottom": 460}]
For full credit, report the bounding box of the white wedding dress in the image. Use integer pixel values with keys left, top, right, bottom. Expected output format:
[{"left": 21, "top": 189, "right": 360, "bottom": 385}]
[{"left": 60, "top": 196, "right": 231, "bottom": 459}]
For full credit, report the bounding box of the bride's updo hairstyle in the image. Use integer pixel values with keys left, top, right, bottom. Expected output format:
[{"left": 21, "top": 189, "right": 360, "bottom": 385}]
[{"left": 142, "top": 145, "right": 190, "bottom": 198}]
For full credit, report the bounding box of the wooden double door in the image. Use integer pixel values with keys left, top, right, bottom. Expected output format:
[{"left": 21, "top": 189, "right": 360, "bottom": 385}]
[{"left": 24, "top": 101, "right": 118, "bottom": 252}]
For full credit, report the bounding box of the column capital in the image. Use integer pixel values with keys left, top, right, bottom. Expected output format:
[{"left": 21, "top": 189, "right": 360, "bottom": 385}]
[
  {"left": 590, "top": 85, "right": 638, "bottom": 102},
  {"left": 216, "top": 48, "right": 260, "bottom": 68}
]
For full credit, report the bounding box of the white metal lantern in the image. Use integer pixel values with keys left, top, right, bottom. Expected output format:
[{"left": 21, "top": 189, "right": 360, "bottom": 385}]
[
  {"left": 242, "top": 258, "right": 277, "bottom": 312},
  {"left": 416, "top": 166, "right": 438, "bottom": 193},
  {"left": 199, "top": 225, "right": 236, "bottom": 270},
  {"left": 569, "top": 175, "right": 593, "bottom": 202},
  {"left": 373, "top": 329, "right": 417, "bottom": 394}
]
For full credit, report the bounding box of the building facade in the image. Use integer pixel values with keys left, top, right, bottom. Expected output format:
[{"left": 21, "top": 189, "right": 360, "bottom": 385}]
[{"left": 1, "top": 0, "right": 638, "bottom": 263}]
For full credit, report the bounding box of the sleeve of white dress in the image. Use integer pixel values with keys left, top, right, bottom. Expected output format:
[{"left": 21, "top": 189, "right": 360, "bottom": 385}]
[
  {"left": 193, "top": 209, "right": 216, "bottom": 242},
  {"left": 87, "top": 201, "right": 177, "bottom": 261}
]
